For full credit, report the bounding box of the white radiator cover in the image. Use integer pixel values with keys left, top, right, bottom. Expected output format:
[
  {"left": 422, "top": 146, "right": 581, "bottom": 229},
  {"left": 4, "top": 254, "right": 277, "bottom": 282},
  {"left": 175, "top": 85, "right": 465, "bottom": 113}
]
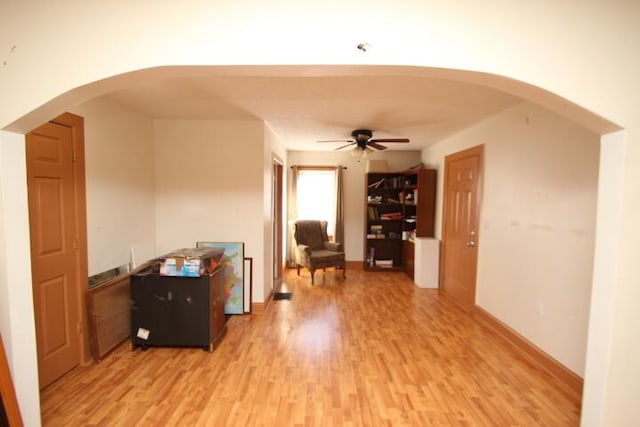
[{"left": 414, "top": 238, "right": 440, "bottom": 289}]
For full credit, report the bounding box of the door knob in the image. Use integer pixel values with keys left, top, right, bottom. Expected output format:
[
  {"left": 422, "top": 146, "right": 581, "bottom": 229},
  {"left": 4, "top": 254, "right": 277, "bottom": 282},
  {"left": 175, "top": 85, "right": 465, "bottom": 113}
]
[{"left": 466, "top": 241, "right": 476, "bottom": 247}]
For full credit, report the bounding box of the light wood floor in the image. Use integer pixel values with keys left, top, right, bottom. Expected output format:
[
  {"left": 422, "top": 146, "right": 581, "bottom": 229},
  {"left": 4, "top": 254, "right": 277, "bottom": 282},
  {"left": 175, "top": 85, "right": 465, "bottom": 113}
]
[{"left": 41, "top": 268, "right": 581, "bottom": 426}]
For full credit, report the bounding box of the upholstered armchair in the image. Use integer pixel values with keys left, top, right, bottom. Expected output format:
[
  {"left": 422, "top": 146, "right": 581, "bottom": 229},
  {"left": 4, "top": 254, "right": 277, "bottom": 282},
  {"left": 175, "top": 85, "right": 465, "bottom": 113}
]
[{"left": 291, "top": 220, "right": 346, "bottom": 285}]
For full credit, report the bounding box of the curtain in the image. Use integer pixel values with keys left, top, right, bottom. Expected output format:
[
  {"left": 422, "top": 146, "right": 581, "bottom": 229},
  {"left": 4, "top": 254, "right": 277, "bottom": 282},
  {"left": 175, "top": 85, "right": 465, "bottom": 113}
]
[
  {"left": 286, "top": 166, "right": 300, "bottom": 267},
  {"left": 334, "top": 166, "right": 345, "bottom": 247}
]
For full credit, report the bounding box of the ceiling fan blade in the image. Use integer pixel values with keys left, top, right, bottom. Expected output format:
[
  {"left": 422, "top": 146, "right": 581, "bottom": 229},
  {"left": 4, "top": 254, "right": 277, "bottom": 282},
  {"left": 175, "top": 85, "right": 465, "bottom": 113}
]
[
  {"left": 317, "top": 139, "right": 354, "bottom": 143},
  {"left": 369, "top": 138, "right": 410, "bottom": 143},
  {"left": 368, "top": 142, "right": 388, "bottom": 151},
  {"left": 334, "top": 142, "right": 356, "bottom": 151}
]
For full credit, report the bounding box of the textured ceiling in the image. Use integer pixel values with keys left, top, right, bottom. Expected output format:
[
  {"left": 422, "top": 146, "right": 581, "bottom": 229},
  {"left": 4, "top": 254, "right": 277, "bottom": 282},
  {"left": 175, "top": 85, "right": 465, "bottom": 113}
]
[{"left": 102, "top": 73, "right": 522, "bottom": 152}]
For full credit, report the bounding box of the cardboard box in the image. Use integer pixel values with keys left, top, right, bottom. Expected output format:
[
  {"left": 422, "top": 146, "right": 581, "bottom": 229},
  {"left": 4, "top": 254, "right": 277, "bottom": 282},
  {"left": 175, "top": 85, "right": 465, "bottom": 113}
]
[
  {"left": 159, "top": 258, "right": 202, "bottom": 277},
  {"left": 158, "top": 247, "right": 225, "bottom": 277}
]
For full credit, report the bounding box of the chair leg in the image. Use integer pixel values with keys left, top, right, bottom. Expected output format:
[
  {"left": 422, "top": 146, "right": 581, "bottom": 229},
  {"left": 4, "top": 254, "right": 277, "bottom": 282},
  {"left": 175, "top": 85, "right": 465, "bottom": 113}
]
[
  {"left": 297, "top": 265, "right": 300, "bottom": 276},
  {"left": 310, "top": 268, "right": 315, "bottom": 285}
]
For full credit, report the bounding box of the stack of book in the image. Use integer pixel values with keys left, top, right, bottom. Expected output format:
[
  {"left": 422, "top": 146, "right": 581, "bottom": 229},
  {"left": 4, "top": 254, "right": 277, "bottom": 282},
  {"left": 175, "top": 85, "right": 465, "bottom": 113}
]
[
  {"left": 375, "top": 259, "right": 394, "bottom": 268},
  {"left": 368, "top": 224, "right": 384, "bottom": 239}
]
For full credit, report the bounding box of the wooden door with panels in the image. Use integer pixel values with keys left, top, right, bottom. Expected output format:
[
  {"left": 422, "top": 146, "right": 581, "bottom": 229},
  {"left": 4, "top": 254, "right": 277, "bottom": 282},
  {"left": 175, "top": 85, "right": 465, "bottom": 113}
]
[
  {"left": 441, "top": 145, "right": 484, "bottom": 311},
  {"left": 26, "top": 113, "right": 89, "bottom": 389}
]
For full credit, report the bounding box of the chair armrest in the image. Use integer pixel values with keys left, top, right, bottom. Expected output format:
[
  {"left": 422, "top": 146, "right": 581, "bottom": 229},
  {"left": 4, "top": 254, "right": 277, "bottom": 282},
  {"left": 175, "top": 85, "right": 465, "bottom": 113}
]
[
  {"left": 324, "top": 241, "right": 342, "bottom": 252},
  {"left": 296, "top": 244, "right": 312, "bottom": 256}
]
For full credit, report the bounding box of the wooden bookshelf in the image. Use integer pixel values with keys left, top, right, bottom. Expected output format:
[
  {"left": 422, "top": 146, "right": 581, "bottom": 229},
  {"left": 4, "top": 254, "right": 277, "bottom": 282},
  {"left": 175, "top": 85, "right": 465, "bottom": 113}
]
[{"left": 364, "top": 169, "right": 436, "bottom": 273}]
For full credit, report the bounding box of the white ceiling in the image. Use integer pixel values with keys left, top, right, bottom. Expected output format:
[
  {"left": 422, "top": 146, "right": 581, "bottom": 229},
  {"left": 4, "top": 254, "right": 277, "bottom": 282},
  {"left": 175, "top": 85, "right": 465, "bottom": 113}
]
[{"left": 102, "top": 73, "right": 522, "bottom": 152}]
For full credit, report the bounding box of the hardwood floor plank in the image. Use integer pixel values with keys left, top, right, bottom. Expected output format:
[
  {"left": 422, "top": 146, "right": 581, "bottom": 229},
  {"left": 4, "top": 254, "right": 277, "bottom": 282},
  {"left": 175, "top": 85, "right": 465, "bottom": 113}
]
[{"left": 41, "top": 269, "right": 581, "bottom": 426}]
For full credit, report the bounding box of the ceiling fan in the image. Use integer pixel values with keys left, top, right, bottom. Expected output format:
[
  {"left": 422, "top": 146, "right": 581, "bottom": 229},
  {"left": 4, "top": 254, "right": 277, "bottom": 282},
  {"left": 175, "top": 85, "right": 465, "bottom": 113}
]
[{"left": 317, "top": 129, "right": 410, "bottom": 155}]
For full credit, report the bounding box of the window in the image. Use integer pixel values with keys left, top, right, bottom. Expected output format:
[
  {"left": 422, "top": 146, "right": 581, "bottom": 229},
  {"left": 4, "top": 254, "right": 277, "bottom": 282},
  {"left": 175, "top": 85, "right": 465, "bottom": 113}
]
[{"left": 296, "top": 169, "right": 336, "bottom": 238}]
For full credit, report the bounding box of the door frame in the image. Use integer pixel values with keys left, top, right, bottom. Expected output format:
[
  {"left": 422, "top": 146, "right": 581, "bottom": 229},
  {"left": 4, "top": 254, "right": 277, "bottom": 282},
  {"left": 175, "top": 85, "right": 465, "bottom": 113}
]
[
  {"left": 29, "top": 112, "right": 91, "bottom": 365},
  {"left": 272, "top": 158, "right": 284, "bottom": 283},
  {"left": 440, "top": 144, "right": 484, "bottom": 310}
]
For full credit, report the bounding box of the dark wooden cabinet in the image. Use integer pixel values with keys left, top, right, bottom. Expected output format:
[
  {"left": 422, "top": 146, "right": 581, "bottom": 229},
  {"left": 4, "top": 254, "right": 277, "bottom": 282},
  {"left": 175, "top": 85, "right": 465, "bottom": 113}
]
[
  {"left": 364, "top": 169, "right": 436, "bottom": 273},
  {"left": 403, "top": 240, "right": 415, "bottom": 279},
  {"left": 130, "top": 267, "right": 226, "bottom": 351},
  {"left": 415, "top": 169, "right": 437, "bottom": 238}
]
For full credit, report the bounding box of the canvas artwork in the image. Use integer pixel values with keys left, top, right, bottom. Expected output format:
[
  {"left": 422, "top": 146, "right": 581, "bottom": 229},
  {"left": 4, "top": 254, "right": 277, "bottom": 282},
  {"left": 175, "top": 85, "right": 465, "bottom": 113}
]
[{"left": 196, "top": 242, "right": 244, "bottom": 314}]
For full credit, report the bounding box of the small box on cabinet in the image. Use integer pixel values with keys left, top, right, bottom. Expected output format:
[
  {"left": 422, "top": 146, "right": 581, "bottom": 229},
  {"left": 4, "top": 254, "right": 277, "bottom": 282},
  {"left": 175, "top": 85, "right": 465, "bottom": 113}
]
[{"left": 157, "top": 247, "right": 225, "bottom": 277}]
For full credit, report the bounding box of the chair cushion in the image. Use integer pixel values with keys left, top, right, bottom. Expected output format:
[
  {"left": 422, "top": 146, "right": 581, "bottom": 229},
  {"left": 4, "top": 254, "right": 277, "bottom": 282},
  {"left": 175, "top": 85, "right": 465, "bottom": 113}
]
[
  {"left": 309, "top": 250, "right": 345, "bottom": 269},
  {"left": 295, "top": 221, "right": 325, "bottom": 250}
]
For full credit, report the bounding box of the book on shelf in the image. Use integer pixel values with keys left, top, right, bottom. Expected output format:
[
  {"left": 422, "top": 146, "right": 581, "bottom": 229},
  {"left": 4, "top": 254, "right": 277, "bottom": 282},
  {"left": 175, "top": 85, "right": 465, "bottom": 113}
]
[
  {"left": 384, "top": 176, "right": 403, "bottom": 189},
  {"left": 380, "top": 212, "right": 402, "bottom": 220},
  {"left": 370, "top": 224, "right": 383, "bottom": 234}
]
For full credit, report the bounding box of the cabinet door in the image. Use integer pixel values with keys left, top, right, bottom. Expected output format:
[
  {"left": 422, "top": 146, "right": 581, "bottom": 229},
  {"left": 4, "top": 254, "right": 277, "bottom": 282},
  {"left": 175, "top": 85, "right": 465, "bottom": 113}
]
[
  {"left": 172, "top": 280, "right": 210, "bottom": 346},
  {"left": 403, "top": 240, "right": 415, "bottom": 279},
  {"left": 130, "top": 276, "right": 175, "bottom": 346},
  {"left": 131, "top": 275, "right": 211, "bottom": 347},
  {"left": 210, "top": 270, "right": 226, "bottom": 341},
  {"left": 416, "top": 169, "right": 437, "bottom": 237}
]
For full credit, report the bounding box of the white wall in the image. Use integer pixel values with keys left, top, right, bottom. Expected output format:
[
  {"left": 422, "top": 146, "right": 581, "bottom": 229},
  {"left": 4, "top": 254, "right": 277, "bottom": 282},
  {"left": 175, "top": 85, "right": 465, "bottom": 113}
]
[
  {"left": 582, "top": 130, "right": 626, "bottom": 425},
  {"left": 602, "top": 121, "right": 640, "bottom": 425},
  {"left": 1, "top": 2, "right": 640, "bottom": 425},
  {"left": 70, "top": 98, "right": 156, "bottom": 274},
  {"left": 153, "top": 119, "right": 266, "bottom": 302},
  {"left": 422, "top": 102, "right": 600, "bottom": 375},
  {"left": 0, "top": 137, "right": 9, "bottom": 359},
  {"left": 287, "top": 150, "right": 421, "bottom": 262},
  {"left": 0, "top": 131, "right": 40, "bottom": 427}
]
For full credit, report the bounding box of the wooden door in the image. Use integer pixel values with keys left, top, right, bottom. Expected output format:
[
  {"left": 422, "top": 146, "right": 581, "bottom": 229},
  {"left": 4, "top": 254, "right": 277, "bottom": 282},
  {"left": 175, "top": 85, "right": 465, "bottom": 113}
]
[
  {"left": 26, "top": 121, "right": 81, "bottom": 389},
  {"left": 441, "top": 145, "right": 484, "bottom": 311}
]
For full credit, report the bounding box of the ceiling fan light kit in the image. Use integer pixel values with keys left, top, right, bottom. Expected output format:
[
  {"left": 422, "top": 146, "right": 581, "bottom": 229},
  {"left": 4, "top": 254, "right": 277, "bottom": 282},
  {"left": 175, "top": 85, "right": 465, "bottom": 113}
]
[
  {"left": 352, "top": 129, "right": 373, "bottom": 142},
  {"left": 350, "top": 146, "right": 373, "bottom": 158}
]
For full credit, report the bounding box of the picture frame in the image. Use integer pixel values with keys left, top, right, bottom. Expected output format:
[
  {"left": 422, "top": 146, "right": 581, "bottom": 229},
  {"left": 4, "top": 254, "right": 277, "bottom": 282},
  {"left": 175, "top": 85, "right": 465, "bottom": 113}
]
[
  {"left": 243, "top": 257, "right": 253, "bottom": 313},
  {"left": 196, "top": 242, "right": 245, "bottom": 315}
]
